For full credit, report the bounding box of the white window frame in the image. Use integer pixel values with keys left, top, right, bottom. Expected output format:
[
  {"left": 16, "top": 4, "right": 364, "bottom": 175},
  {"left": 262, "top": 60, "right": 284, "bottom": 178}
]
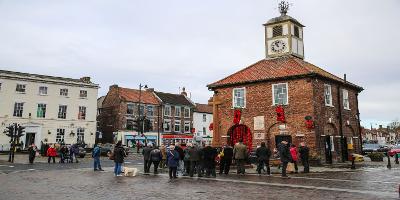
[
  {"left": 343, "top": 89, "right": 350, "bottom": 110},
  {"left": 184, "top": 107, "right": 190, "bottom": 118},
  {"left": 38, "top": 86, "right": 48, "bottom": 95},
  {"left": 58, "top": 105, "right": 67, "bottom": 119},
  {"left": 77, "top": 128, "right": 85, "bottom": 143},
  {"left": 232, "top": 88, "right": 246, "bottom": 108},
  {"left": 184, "top": 121, "right": 190, "bottom": 133},
  {"left": 164, "top": 105, "right": 171, "bottom": 116},
  {"left": 174, "top": 120, "right": 181, "bottom": 132},
  {"left": 163, "top": 119, "right": 171, "bottom": 132},
  {"left": 324, "top": 84, "right": 333, "bottom": 107},
  {"left": 60, "top": 88, "right": 69, "bottom": 97},
  {"left": 13, "top": 102, "right": 24, "bottom": 117},
  {"left": 56, "top": 128, "right": 65, "bottom": 143},
  {"left": 202, "top": 114, "right": 207, "bottom": 122},
  {"left": 272, "top": 83, "right": 289, "bottom": 105},
  {"left": 79, "top": 90, "right": 88, "bottom": 98},
  {"left": 16, "top": 84, "right": 26, "bottom": 93},
  {"left": 78, "top": 106, "right": 86, "bottom": 120},
  {"left": 203, "top": 127, "right": 207, "bottom": 136},
  {"left": 37, "top": 103, "right": 47, "bottom": 118},
  {"left": 175, "top": 106, "right": 181, "bottom": 117}
]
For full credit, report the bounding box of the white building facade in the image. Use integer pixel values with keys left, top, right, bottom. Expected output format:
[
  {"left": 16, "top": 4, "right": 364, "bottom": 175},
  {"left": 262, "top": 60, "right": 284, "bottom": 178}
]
[
  {"left": 0, "top": 70, "right": 99, "bottom": 150},
  {"left": 193, "top": 104, "right": 213, "bottom": 145}
]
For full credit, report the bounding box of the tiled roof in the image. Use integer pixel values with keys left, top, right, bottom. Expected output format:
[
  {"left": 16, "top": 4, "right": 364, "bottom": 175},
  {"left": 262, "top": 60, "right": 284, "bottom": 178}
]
[
  {"left": 154, "top": 92, "right": 194, "bottom": 107},
  {"left": 207, "top": 56, "right": 363, "bottom": 91},
  {"left": 0, "top": 69, "right": 98, "bottom": 87},
  {"left": 195, "top": 103, "right": 213, "bottom": 114},
  {"left": 119, "top": 87, "right": 160, "bottom": 105}
]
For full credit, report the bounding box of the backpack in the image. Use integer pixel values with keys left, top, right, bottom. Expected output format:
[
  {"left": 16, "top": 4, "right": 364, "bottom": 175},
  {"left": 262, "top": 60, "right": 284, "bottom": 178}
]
[{"left": 108, "top": 151, "right": 115, "bottom": 160}]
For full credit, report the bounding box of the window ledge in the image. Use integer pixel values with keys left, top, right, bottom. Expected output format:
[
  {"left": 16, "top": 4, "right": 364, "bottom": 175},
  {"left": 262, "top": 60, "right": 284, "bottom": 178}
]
[
  {"left": 325, "top": 104, "right": 334, "bottom": 108},
  {"left": 344, "top": 108, "right": 351, "bottom": 111},
  {"left": 16, "top": 92, "right": 26, "bottom": 94}
]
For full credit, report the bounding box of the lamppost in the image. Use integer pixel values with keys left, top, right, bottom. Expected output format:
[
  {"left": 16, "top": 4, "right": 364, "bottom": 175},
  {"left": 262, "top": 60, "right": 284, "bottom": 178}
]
[{"left": 138, "top": 83, "right": 148, "bottom": 144}]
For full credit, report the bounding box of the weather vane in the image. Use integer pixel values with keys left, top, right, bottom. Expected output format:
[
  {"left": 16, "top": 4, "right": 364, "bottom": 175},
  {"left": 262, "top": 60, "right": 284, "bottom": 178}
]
[{"left": 278, "top": 0, "right": 290, "bottom": 16}]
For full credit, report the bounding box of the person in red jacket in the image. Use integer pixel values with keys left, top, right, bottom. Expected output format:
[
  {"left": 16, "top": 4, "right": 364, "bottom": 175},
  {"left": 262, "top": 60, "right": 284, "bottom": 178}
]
[
  {"left": 290, "top": 144, "right": 299, "bottom": 173},
  {"left": 47, "top": 144, "right": 57, "bottom": 164}
]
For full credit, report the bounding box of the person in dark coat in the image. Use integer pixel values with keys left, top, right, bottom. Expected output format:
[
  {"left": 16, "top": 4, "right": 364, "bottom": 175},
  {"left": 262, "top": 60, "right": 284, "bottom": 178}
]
[
  {"left": 188, "top": 143, "right": 201, "bottom": 177},
  {"left": 142, "top": 144, "right": 153, "bottom": 174},
  {"left": 114, "top": 141, "right": 126, "bottom": 176},
  {"left": 167, "top": 145, "right": 180, "bottom": 179},
  {"left": 28, "top": 143, "right": 37, "bottom": 164},
  {"left": 149, "top": 146, "right": 162, "bottom": 174},
  {"left": 219, "top": 144, "right": 233, "bottom": 175},
  {"left": 256, "top": 142, "right": 272, "bottom": 175},
  {"left": 278, "top": 140, "right": 292, "bottom": 177},
  {"left": 174, "top": 143, "right": 185, "bottom": 175},
  {"left": 202, "top": 144, "right": 217, "bottom": 178},
  {"left": 299, "top": 142, "right": 310, "bottom": 173},
  {"left": 183, "top": 143, "right": 192, "bottom": 176},
  {"left": 70, "top": 144, "right": 79, "bottom": 163},
  {"left": 92, "top": 144, "right": 103, "bottom": 171}
]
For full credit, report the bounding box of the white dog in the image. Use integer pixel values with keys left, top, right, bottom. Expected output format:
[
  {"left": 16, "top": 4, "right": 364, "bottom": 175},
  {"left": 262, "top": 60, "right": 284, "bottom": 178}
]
[{"left": 122, "top": 167, "right": 138, "bottom": 177}]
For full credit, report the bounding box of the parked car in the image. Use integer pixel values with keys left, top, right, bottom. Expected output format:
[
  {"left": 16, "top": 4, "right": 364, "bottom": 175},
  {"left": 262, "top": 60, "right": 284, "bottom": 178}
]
[
  {"left": 99, "top": 143, "right": 113, "bottom": 156},
  {"left": 362, "top": 144, "right": 385, "bottom": 154},
  {"left": 388, "top": 145, "right": 400, "bottom": 157},
  {"left": 78, "top": 147, "right": 86, "bottom": 158}
]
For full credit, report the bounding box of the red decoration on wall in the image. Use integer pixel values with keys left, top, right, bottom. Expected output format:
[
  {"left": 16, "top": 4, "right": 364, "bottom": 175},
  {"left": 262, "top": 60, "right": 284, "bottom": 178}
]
[
  {"left": 276, "top": 106, "right": 285, "bottom": 123},
  {"left": 191, "top": 128, "right": 196, "bottom": 134},
  {"left": 228, "top": 124, "right": 253, "bottom": 152},
  {"left": 233, "top": 109, "right": 241, "bottom": 125},
  {"left": 209, "top": 123, "right": 213, "bottom": 131},
  {"left": 305, "top": 116, "right": 314, "bottom": 129}
]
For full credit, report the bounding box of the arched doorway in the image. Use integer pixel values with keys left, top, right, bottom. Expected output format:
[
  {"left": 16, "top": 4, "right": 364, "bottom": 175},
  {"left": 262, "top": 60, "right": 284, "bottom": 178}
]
[{"left": 227, "top": 124, "right": 252, "bottom": 152}]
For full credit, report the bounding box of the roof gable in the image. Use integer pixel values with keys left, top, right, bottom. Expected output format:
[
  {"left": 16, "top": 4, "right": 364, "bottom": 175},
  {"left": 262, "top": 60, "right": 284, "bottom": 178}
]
[
  {"left": 207, "top": 56, "right": 362, "bottom": 91},
  {"left": 154, "top": 92, "right": 194, "bottom": 107},
  {"left": 119, "top": 87, "right": 160, "bottom": 105}
]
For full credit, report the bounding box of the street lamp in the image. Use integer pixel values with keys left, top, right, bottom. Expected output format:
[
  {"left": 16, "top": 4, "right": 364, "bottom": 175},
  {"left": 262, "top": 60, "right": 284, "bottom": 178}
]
[{"left": 138, "top": 83, "right": 148, "bottom": 144}]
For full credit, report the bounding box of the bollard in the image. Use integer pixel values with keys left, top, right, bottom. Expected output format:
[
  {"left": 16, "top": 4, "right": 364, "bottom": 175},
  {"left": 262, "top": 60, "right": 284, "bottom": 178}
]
[
  {"left": 395, "top": 153, "right": 399, "bottom": 165},
  {"left": 387, "top": 151, "right": 392, "bottom": 169},
  {"left": 351, "top": 155, "right": 356, "bottom": 169}
]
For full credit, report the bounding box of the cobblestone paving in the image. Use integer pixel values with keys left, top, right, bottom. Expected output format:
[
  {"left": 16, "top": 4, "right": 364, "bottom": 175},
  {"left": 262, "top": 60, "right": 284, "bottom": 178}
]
[{"left": 0, "top": 153, "right": 399, "bottom": 200}]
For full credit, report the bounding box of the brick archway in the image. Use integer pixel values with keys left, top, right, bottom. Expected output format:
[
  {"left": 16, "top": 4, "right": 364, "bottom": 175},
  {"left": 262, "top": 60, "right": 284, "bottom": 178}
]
[{"left": 227, "top": 124, "right": 252, "bottom": 152}]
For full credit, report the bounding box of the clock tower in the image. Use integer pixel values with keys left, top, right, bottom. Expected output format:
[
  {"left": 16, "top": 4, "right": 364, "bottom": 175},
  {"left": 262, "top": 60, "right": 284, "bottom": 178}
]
[{"left": 264, "top": 1, "right": 305, "bottom": 59}]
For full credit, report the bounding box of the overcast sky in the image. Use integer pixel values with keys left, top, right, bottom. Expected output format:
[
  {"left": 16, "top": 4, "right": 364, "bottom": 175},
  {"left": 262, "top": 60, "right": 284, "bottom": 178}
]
[{"left": 0, "top": 0, "right": 399, "bottom": 128}]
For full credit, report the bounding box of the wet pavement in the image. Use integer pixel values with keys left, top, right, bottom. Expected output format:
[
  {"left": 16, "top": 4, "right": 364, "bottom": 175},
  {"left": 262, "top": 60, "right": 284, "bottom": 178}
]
[{"left": 0, "top": 153, "right": 399, "bottom": 200}]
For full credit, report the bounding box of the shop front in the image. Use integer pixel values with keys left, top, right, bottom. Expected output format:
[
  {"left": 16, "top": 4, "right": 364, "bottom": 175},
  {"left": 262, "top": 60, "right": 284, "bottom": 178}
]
[{"left": 162, "top": 134, "right": 194, "bottom": 146}]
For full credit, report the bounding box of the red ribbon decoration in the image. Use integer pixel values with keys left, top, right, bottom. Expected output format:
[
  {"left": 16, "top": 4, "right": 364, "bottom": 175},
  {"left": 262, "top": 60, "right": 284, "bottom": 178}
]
[
  {"left": 276, "top": 105, "right": 285, "bottom": 123},
  {"left": 233, "top": 109, "right": 241, "bottom": 124}
]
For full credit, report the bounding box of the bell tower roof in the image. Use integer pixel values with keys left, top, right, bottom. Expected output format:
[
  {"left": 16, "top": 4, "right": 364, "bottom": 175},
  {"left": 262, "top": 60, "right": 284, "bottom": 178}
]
[{"left": 264, "top": 15, "right": 304, "bottom": 27}]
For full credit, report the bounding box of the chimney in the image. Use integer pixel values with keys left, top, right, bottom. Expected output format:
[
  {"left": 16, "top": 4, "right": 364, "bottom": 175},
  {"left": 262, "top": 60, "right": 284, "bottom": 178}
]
[
  {"left": 146, "top": 88, "right": 155, "bottom": 92},
  {"left": 343, "top": 74, "right": 347, "bottom": 82},
  {"left": 80, "top": 76, "right": 91, "bottom": 83},
  {"left": 181, "top": 87, "right": 187, "bottom": 96},
  {"left": 109, "top": 84, "right": 119, "bottom": 90}
]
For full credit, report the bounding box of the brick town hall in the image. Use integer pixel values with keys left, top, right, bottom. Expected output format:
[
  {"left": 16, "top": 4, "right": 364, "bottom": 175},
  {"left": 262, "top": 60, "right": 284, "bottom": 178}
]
[{"left": 207, "top": 2, "right": 363, "bottom": 164}]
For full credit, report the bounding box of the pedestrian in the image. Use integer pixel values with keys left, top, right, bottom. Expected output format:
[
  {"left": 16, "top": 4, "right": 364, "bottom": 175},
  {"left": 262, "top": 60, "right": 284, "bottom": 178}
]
[
  {"left": 92, "top": 144, "right": 103, "bottom": 171},
  {"left": 160, "top": 145, "right": 167, "bottom": 169},
  {"left": 183, "top": 143, "right": 192, "bottom": 176},
  {"left": 47, "top": 144, "right": 57, "bottom": 164},
  {"left": 219, "top": 144, "right": 233, "bottom": 175},
  {"left": 167, "top": 145, "right": 180, "bottom": 179},
  {"left": 203, "top": 144, "right": 217, "bottom": 178},
  {"left": 149, "top": 146, "right": 162, "bottom": 174},
  {"left": 299, "top": 142, "right": 310, "bottom": 173},
  {"left": 28, "top": 143, "right": 38, "bottom": 164},
  {"left": 290, "top": 144, "right": 299, "bottom": 173},
  {"left": 142, "top": 144, "right": 153, "bottom": 174},
  {"left": 136, "top": 141, "right": 141, "bottom": 154},
  {"left": 70, "top": 144, "right": 79, "bottom": 163},
  {"left": 114, "top": 141, "right": 126, "bottom": 176},
  {"left": 278, "top": 140, "right": 292, "bottom": 177},
  {"left": 188, "top": 143, "right": 201, "bottom": 177},
  {"left": 233, "top": 139, "right": 248, "bottom": 174},
  {"left": 256, "top": 142, "right": 272, "bottom": 175},
  {"left": 174, "top": 143, "right": 185, "bottom": 175}
]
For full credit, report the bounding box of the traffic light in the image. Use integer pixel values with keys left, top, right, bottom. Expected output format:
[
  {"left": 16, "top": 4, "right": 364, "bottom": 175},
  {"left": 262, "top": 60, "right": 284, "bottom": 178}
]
[
  {"left": 17, "top": 125, "right": 25, "bottom": 137},
  {"left": 5, "top": 125, "right": 15, "bottom": 137}
]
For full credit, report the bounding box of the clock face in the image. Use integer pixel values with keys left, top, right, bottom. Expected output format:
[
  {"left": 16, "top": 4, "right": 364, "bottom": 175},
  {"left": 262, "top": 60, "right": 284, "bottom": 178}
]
[{"left": 271, "top": 40, "right": 287, "bottom": 53}]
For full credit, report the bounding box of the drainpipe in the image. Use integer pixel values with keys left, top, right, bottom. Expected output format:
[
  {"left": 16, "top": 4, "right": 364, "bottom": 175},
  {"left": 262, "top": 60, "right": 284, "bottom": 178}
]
[
  {"left": 355, "top": 93, "right": 362, "bottom": 154},
  {"left": 337, "top": 76, "right": 345, "bottom": 162}
]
